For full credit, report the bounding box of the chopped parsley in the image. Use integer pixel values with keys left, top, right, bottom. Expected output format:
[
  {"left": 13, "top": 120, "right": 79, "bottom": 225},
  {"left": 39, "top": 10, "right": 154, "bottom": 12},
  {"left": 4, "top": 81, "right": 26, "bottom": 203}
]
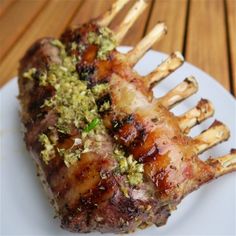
[{"left": 84, "top": 118, "right": 101, "bottom": 132}]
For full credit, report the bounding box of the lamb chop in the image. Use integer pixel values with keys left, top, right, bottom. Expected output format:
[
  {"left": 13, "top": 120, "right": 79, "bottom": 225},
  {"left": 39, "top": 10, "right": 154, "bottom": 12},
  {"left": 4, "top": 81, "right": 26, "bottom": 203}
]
[{"left": 18, "top": 0, "right": 236, "bottom": 233}]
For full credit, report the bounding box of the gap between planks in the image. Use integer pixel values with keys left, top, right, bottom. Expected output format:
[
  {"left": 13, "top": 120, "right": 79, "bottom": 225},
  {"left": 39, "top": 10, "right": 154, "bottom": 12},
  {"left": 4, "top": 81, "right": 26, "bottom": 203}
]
[
  {"left": 185, "top": 0, "right": 230, "bottom": 91},
  {"left": 145, "top": 0, "right": 188, "bottom": 53},
  {"left": 225, "top": 0, "right": 236, "bottom": 95}
]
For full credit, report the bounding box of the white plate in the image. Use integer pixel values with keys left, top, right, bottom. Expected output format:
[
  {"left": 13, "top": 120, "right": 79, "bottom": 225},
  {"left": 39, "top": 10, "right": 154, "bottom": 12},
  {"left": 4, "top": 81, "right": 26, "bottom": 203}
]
[{"left": 1, "top": 47, "right": 236, "bottom": 236}]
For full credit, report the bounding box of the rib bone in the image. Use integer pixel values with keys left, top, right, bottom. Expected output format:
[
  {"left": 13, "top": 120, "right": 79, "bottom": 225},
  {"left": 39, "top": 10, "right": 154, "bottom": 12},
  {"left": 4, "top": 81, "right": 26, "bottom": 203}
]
[
  {"left": 145, "top": 52, "right": 184, "bottom": 88},
  {"left": 96, "top": 0, "right": 129, "bottom": 26},
  {"left": 127, "top": 22, "right": 167, "bottom": 65},
  {"left": 193, "top": 121, "right": 230, "bottom": 154},
  {"left": 157, "top": 76, "right": 198, "bottom": 109},
  {"left": 113, "top": 0, "right": 148, "bottom": 43},
  {"left": 207, "top": 149, "right": 236, "bottom": 177},
  {"left": 178, "top": 99, "right": 215, "bottom": 134}
]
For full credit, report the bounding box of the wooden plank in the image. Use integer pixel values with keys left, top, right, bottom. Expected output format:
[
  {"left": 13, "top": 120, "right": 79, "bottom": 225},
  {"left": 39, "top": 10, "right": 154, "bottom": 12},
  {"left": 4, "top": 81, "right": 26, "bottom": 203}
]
[
  {"left": 70, "top": 0, "right": 116, "bottom": 26},
  {"left": 0, "top": 0, "right": 82, "bottom": 87},
  {"left": 226, "top": 0, "right": 236, "bottom": 95},
  {"left": 0, "top": 0, "right": 15, "bottom": 17},
  {"left": 71, "top": 0, "right": 152, "bottom": 46},
  {"left": 146, "top": 0, "right": 188, "bottom": 53},
  {"left": 0, "top": 0, "right": 47, "bottom": 61},
  {"left": 185, "top": 0, "right": 230, "bottom": 90}
]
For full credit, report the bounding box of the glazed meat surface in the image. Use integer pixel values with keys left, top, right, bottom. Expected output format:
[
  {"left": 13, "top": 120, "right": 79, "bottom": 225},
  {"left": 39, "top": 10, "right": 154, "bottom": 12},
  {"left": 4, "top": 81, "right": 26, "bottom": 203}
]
[{"left": 18, "top": 0, "right": 236, "bottom": 234}]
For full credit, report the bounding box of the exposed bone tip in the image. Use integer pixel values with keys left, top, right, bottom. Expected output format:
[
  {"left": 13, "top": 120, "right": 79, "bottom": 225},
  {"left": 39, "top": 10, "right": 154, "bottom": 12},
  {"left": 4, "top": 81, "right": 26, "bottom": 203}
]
[
  {"left": 193, "top": 120, "right": 230, "bottom": 154},
  {"left": 184, "top": 76, "right": 198, "bottom": 89},
  {"left": 140, "top": 0, "right": 149, "bottom": 6},
  {"left": 183, "top": 76, "right": 199, "bottom": 93},
  {"left": 197, "top": 98, "right": 215, "bottom": 116},
  {"left": 230, "top": 148, "right": 236, "bottom": 154},
  {"left": 209, "top": 120, "right": 229, "bottom": 130},
  {"left": 172, "top": 51, "right": 184, "bottom": 61},
  {"left": 198, "top": 98, "right": 213, "bottom": 107},
  {"left": 178, "top": 98, "right": 215, "bottom": 134},
  {"left": 156, "top": 21, "right": 168, "bottom": 34},
  {"left": 153, "top": 21, "right": 168, "bottom": 35},
  {"left": 145, "top": 52, "right": 184, "bottom": 88},
  {"left": 127, "top": 21, "right": 168, "bottom": 66},
  {"left": 207, "top": 150, "right": 236, "bottom": 177},
  {"left": 209, "top": 119, "right": 223, "bottom": 127},
  {"left": 96, "top": 0, "right": 130, "bottom": 26},
  {"left": 157, "top": 76, "right": 199, "bottom": 109},
  {"left": 113, "top": 0, "right": 148, "bottom": 43},
  {"left": 134, "top": 0, "right": 149, "bottom": 11},
  {"left": 208, "top": 120, "right": 230, "bottom": 139},
  {"left": 198, "top": 98, "right": 212, "bottom": 106}
]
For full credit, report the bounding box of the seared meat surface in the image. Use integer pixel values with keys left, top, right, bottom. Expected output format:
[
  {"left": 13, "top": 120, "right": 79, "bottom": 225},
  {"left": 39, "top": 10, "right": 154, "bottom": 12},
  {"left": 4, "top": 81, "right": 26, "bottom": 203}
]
[{"left": 18, "top": 0, "right": 236, "bottom": 234}]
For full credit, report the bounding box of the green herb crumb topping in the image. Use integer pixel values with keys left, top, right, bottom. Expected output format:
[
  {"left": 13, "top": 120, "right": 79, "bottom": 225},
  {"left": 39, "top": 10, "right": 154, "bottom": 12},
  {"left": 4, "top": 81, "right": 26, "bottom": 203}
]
[
  {"left": 57, "top": 148, "right": 81, "bottom": 167},
  {"left": 99, "top": 101, "right": 110, "bottom": 112},
  {"left": 40, "top": 42, "right": 98, "bottom": 134},
  {"left": 88, "top": 27, "right": 117, "bottom": 60},
  {"left": 23, "top": 67, "right": 36, "bottom": 80},
  {"left": 50, "top": 39, "right": 64, "bottom": 49},
  {"left": 37, "top": 39, "right": 105, "bottom": 166},
  {"left": 24, "top": 35, "right": 143, "bottom": 186},
  {"left": 92, "top": 83, "right": 109, "bottom": 98},
  {"left": 38, "top": 134, "right": 55, "bottom": 164},
  {"left": 114, "top": 148, "right": 144, "bottom": 186}
]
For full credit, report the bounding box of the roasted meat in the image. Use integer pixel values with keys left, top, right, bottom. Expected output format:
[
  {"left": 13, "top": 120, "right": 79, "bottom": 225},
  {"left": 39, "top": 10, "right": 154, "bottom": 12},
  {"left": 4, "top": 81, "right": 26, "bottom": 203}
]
[{"left": 18, "top": 0, "right": 236, "bottom": 233}]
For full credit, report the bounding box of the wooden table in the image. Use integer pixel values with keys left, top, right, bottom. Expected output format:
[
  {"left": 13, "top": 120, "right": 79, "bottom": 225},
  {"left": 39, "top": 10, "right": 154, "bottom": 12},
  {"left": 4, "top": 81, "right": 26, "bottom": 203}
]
[{"left": 0, "top": 0, "right": 235, "bottom": 96}]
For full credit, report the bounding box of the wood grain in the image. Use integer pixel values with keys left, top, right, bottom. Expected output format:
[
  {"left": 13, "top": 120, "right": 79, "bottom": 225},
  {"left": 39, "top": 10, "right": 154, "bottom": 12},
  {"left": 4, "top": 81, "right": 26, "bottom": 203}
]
[
  {"left": 146, "top": 0, "right": 188, "bottom": 53},
  {"left": 71, "top": 0, "right": 116, "bottom": 26},
  {"left": 0, "top": 0, "right": 47, "bottom": 61},
  {"left": 185, "top": 0, "right": 230, "bottom": 90},
  {"left": 0, "top": 0, "right": 235, "bottom": 96},
  {"left": 0, "top": 0, "right": 82, "bottom": 87},
  {"left": 0, "top": 0, "right": 15, "bottom": 16},
  {"left": 226, "top": 0, "right": 236, "bottom": 95}
]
